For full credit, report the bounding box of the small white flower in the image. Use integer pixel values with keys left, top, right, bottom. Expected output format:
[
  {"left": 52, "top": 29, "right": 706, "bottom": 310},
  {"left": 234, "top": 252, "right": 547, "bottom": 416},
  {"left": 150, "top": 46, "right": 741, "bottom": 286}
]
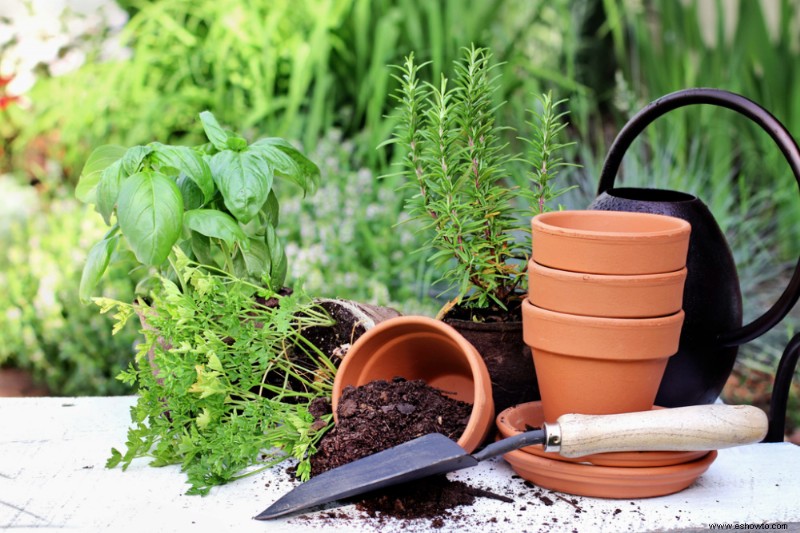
[
  {"left": 0, "top": 23, "right": 15, "bottom": 47},
  {"left": 356, "top": 168, "right": 372, "bottom": 186},
  {"left": 4, "top": 69, "right": 35, "bottom": 96},
  {"left": 365, "top": 204, "right": 383, "bottom": 220},
  {"left": 99, "top": 35, "right": 132, "bottom": 61},
  {"left": 48, "top": 47, "right": 86, "bottom": 76}
]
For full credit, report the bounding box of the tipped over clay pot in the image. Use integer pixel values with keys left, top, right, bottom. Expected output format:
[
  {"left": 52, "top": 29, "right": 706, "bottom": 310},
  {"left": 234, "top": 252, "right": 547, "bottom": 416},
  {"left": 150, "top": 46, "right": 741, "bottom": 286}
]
[
  {"left": 332, "top": 315, "right": 494, "bottom": 452},
  {"left": 522, "top": 299, "right": 684, "bottom": 422},
  {"left": 531, "top": 210, "right": 691, "bottom": 275},
  {"left": 528, "top": 260, "right": 687, "bottom": 318}
]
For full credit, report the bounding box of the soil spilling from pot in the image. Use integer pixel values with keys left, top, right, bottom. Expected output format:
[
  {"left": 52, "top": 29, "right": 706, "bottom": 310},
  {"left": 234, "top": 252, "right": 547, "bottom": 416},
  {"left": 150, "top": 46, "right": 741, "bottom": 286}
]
[
  {"left": 311, "top": 377, "right": 472, "bottom": 475},
  {"left": 309, "top": 378, "right": 485, "bottom": 522}
]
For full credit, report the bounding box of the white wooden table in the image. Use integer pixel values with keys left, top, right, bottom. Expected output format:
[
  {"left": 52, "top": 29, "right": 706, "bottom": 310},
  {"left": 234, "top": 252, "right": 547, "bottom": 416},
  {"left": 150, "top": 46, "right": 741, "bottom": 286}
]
[{"left": 1, "top": 396, "right": 799, "bottom": 532}]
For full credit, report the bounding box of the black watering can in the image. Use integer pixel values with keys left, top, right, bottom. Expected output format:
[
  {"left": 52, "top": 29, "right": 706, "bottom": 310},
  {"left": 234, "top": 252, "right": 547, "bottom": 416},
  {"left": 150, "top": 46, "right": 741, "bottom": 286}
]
[{"left": 588, "top": 89, "right": 800, "bottom": 431}]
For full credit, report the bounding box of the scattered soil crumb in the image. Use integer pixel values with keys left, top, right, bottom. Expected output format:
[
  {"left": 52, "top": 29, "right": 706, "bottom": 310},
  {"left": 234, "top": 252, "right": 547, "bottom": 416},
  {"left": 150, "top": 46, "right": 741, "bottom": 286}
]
[{"left": 538, "top": 495, "right": 554, "bottom": 506}]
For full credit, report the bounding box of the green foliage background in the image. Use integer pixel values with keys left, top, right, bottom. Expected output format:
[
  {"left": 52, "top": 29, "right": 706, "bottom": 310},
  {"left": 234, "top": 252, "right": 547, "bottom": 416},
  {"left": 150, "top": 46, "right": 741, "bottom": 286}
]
[
  {"left": 0, "top": 194, "right": 139, "bottom": 395},
  {"left": 1, "top": 0, "right": 798, "bottom": 428}
]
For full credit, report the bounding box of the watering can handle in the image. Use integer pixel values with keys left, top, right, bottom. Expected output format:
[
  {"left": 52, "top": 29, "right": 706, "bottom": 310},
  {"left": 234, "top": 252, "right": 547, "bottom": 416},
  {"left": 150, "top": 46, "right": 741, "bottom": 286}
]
[{"left": 597, "top": 88, "right": 800, "bottom": 347}]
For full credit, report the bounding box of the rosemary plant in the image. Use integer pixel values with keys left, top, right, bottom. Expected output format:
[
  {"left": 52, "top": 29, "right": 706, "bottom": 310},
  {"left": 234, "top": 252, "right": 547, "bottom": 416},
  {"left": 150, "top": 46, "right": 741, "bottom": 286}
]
[{"left": 388, "top": 46, "right": 576, "bottom": 313}]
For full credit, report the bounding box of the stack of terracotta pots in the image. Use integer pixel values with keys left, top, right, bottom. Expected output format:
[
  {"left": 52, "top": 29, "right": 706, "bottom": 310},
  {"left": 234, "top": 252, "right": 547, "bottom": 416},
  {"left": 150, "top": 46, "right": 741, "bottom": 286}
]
[
  {"left": 524, "top": 210, "right": 691, "bottom": 423},
  {"left": 489, "top": 210, "right": 712, "bottom": 499}
]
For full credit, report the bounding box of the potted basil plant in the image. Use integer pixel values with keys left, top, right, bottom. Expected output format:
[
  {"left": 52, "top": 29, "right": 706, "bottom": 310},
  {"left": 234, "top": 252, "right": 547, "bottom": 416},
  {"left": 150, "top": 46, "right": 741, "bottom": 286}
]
[
  {"left": 76, "top": 111, "right": 319, "bottom": 300},
  {"left": 385, "top": 46, "right": 578, "bottom": 414}
]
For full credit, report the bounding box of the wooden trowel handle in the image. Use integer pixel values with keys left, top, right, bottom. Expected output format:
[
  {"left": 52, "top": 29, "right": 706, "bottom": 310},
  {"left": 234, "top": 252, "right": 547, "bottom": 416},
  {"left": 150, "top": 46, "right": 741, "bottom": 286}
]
[{"left": 551, "top": 404, "right": 768, "bottom": 458}]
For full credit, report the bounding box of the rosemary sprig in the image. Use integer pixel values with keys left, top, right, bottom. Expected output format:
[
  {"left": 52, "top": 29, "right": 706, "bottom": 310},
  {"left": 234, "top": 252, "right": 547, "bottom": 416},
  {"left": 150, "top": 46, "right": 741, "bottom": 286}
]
[{"left": 388, "top": 45, "right": 577, "bottom": 313}]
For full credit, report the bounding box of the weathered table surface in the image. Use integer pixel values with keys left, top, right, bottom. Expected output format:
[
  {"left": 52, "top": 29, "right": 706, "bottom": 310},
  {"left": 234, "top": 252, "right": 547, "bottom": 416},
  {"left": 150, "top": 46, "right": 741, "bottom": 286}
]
[{"left": 1, "top": 396, "right": 799, "bottom": 532}]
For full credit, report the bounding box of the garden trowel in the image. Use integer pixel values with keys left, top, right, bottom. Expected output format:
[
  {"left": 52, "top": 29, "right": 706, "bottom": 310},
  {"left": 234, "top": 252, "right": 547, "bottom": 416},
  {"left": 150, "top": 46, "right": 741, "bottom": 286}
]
[{"left": 254, "top": 404, "right": 767, "bottom": 520}]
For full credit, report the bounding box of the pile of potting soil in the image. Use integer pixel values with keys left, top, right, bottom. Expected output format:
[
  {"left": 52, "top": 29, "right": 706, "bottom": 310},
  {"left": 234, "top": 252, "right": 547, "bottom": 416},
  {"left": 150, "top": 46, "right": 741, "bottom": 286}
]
[
  {"left": 308, "top": 377, "right": 482, "bottom": 522},
  {"left": 310, "top": 377, "right": 472, "bottom": 475}
]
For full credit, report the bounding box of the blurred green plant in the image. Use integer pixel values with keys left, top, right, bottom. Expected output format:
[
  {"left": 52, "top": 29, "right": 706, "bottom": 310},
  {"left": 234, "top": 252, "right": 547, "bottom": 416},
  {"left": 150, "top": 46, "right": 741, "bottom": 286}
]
[
  {"left": 276, "top": 129, "right": 436, "bottom": 315},
  {"left": 9, "top": 0, "right": 571, "bottom": 185},
  {"left": 0, "top": 196, "right": 139, "bottom": 395},
  {"left": 0, "top": 0, "right": 129, "bottom": 182},
  {"left": 602, "top": 0, "right": 800, "bottom": 258}
]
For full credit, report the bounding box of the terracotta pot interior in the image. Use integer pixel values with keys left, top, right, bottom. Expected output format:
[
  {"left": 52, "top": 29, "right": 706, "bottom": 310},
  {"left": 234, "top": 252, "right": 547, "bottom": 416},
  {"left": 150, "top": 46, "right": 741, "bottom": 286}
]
[
  {"left": 336, "top": 330, "right": 477, "bottom": 404},
  {"left": 332, "top": 317, "right": 496, "bottom": 452}
]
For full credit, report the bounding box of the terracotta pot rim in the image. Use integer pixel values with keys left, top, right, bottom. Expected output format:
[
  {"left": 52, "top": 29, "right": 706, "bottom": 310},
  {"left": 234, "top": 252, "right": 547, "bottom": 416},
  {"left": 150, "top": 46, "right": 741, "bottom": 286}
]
[
  {"left": 502, "top": 445, "right": 717, "bottom": 499},
  {"left": 332, "top": 315, "right": 494, "bottom": 452},
  {"left": 503, "top": 446, "right": 716, "bottom": 478},
  {"left": 528, "top": 260, "right": 687, "bottom": 284},
  {"left": 532, "top": 210, "right": 691, "bottom": 242},
  {"left": 523, "top": 299, "right": 685, "bottom": 329}
]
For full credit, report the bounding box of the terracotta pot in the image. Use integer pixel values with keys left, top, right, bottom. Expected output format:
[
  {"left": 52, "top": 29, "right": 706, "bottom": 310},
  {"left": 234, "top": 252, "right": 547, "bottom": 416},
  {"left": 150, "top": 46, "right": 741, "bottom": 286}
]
[
  {"left": 0, "top": 368, "right": 50, "bottom": 397},
  {"left": 443, "top": 316, "right": 539, "bottom": 416},
  {"left": 527, "top": 260, "right": 687, "bottom": 318},
  {"left": 531, "top": 210, "right": 691, "bottom": 275},
  {"left": 522, "top": 299, "right": 684, "bottom": 422},
  {"left": 332, "top": 315, "right": 494, "bottom": 452}
]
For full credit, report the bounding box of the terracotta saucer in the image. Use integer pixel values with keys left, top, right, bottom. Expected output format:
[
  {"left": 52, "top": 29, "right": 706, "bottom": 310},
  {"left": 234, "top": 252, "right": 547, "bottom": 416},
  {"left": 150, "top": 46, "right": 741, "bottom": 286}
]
[
  {"left": 502, "top": 446, "right": 717, "bottom": 499},
  {"left": 496, "top": 402, "right": 708, "bottom": 467}
]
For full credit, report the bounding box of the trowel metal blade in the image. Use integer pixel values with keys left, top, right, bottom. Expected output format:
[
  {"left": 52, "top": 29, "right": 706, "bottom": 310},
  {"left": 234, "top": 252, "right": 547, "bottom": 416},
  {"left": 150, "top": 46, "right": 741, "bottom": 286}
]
[{"left": 254, "top": 433, "right": 477, "bottom": 520}]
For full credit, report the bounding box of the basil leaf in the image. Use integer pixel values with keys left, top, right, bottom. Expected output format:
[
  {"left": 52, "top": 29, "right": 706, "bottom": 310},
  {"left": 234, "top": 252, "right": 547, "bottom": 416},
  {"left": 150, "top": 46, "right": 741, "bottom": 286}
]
[
  {"left": 251, "top": 138, "right": 320, "bottom": 195},
  {"left": 96, "top": 160, "right": 124, "bottom": 225},
  {"left": 121, "top": 145, "right": 153, "bottom": 175},
  {"left": 150, "top": 144, "right": 214, "bottom": 204},
  {"left": 208, "top": 148, "right": 272, "bottom": 224},
  {"left": 231, "top": 250, "right": 249, "bottom": 281},
  {"left": 177, "top": 176, "right": 205, "bottom": 210},
  {"left": 117, "top": 171, "right": 184, "bottom": 266},
  {"left": 190, "top": 233, "right": 216, "bottom": 268},
  {"left": 199, "top": 111, "right": 229, "bottom": 151},
  {"left": 226, "top": 136, "right": 248, "bottom": 151},
  {"left": 240, "top": 236, "right": 269, "bottom": 277},
  {"left": 76, "top": 145, "right": 126, "bottom": 204},
  {"left": 263, "top": 190, "right": 279, "bottom": 227},
  {"left": 79, "top": 235, "right": 118, "bottom": 303},
  {"left": 265, "top": 225, "right": 287, "bottom": 289},
  {"left": 184, "top": 209, "right": 248, "bottom": 250}
]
